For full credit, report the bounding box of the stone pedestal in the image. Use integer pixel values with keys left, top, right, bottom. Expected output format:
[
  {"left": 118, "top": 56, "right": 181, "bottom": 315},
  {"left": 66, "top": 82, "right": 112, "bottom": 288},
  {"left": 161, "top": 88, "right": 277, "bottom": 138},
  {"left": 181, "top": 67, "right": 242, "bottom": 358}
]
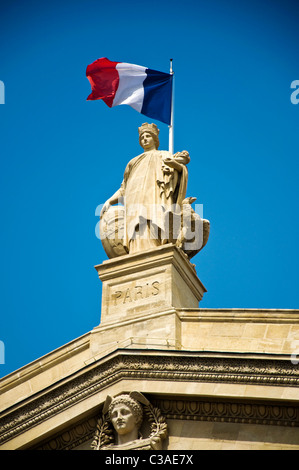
[{"left": 94, "top": 244, "right": 206, "bottom": 325}]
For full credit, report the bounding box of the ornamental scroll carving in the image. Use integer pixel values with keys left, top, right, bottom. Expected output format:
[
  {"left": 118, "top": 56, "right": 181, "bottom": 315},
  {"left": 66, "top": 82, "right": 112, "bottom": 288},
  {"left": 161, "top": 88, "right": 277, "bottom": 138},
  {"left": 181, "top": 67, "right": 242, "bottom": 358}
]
[{"left": 91, "top": 391, "right": 167, "bottom": 450}]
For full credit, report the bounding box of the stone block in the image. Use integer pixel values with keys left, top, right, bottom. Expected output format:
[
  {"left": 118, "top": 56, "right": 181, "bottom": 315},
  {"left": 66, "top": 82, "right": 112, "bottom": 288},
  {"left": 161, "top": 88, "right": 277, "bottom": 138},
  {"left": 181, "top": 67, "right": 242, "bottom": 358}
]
[{"left": 95, "top": 244, "right": 206, "bottom": 324}]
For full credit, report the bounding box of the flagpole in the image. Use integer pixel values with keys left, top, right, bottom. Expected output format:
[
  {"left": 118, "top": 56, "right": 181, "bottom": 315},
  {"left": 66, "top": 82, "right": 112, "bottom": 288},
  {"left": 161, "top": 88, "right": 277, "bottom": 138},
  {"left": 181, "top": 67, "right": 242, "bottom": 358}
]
[{"left": 169, "top": 58, "right": 174, "bottom": 154}]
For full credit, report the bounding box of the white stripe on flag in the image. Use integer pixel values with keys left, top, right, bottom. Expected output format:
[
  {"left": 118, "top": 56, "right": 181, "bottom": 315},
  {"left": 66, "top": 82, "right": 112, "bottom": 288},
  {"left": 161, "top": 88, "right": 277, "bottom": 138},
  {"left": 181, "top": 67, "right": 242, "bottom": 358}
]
[{"left": 113, "top": 63, "right": 147, "bottom": 112}]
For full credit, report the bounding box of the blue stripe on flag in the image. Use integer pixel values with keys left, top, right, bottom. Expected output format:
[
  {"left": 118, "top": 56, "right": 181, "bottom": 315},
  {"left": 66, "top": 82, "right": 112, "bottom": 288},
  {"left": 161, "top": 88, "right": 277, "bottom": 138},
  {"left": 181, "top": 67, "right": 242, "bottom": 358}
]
[{"left": 141, "top": 69, "right": 173, "bottom": 125}]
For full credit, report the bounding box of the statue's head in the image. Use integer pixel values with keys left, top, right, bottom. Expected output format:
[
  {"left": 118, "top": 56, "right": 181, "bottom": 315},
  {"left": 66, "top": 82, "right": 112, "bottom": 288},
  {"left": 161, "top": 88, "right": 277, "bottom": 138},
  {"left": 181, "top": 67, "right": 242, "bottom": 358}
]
[
  {"left": 138, "top": 122, "right": 160, "bottom": 150},
  {"left": 108, "top": 394, "right": 143, "bottom": 436}
]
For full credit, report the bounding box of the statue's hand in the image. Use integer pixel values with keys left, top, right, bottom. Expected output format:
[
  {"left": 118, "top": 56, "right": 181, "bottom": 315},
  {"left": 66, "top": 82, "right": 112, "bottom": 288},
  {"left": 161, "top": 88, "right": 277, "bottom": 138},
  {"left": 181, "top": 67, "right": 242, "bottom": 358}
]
[
  {"left": 176, "top": 150, "right": 189, "bottom": 158},
  {"left": 100, "top": 200, "right": 111, "bottom": 218},
  {"left": 163, "top": 157, "right": 182, "bottom": 171},
  {"left": 173, "top": 150, "right": 190, "bottom": 164},
  {"left": 149, "top": 436, "right": 162, "bottom": 450}
]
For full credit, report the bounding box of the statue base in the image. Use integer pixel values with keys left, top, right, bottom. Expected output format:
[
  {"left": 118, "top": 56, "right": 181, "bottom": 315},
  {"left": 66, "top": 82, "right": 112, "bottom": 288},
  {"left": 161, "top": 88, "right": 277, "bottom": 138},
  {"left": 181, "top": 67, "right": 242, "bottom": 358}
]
[{"left": 94, "top": 243, "right": 206, "bottom": 325}]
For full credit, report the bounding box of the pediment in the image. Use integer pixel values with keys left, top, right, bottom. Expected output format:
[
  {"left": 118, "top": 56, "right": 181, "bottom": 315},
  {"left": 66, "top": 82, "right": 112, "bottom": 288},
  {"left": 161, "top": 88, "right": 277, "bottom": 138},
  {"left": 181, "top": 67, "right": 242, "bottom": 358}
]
[{"left": 1, "top": 349, "right": 299, "bottom": 450}]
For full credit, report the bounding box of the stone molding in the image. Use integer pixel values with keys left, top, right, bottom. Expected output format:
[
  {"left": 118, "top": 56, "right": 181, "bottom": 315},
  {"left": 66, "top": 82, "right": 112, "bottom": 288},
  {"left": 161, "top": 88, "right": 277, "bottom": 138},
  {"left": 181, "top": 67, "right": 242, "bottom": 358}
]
[
  {"left": 34, "top": 416, "right": 98, "bottom": 450},
  {"left": 1, "top": 308, "right": 298, "bottom": 399},
  {"left": 0, "top": 350, "right": 298, "bottom": 446},
  {"left": 152, "top": 396, "right": 299, "bottom": 427},
  {"left": 0, "top": 336, "right": 90, "bottom": 395},
  {"left": 178, "top": 309, "right": 299, "bottom": 324},
  {"left": 34, "top": 395, "right": 299, "bottom": 450}
]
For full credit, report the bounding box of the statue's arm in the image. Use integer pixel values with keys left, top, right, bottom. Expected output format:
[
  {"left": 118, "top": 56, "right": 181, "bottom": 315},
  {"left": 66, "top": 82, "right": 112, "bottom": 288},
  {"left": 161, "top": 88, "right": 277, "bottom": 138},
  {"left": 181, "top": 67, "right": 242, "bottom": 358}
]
[
  {"left": 163, "top": 157, "right": 183, "bottom": 172},
  {"left": 100, "top": 183, "right": 125, "bottom": 218},
  {"left": 163, "top": 151, "right": 190, "bottom": 172},
  {"left": 109, "top": 187, "right": 124, "bottom": 205}
]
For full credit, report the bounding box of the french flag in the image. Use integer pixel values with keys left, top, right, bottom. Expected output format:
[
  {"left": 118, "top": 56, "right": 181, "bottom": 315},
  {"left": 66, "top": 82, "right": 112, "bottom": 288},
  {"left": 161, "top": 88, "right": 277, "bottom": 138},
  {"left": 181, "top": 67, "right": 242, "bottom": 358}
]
[{"left": 86, "top": 58, "right": 173, "bottom": 125}]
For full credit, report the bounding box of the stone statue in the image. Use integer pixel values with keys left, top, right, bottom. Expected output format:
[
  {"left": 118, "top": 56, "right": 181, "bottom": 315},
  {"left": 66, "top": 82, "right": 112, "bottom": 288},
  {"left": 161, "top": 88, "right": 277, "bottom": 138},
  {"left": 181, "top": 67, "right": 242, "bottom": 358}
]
[
  {"left": 100, "top": 123, "right": 209, "bottom": 259},
  {"left": 91, "top": 391, "right": 168, "bottom": 450}
]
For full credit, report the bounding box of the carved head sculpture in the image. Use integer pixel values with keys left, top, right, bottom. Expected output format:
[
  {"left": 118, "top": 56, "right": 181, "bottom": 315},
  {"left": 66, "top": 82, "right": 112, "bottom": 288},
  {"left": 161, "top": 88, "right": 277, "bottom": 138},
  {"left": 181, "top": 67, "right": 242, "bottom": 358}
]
[
  {"left": 91, "top": 391, "right": 167, "bottom": 450},
  {"left": 108, "top": 394, "right": 143, "bottom": 435},
  {"left": 102, "top": 392, "right": 149, "bottom": 445},
  {"left": 138, "top": 122, "right": 160, "bottom": 149}
]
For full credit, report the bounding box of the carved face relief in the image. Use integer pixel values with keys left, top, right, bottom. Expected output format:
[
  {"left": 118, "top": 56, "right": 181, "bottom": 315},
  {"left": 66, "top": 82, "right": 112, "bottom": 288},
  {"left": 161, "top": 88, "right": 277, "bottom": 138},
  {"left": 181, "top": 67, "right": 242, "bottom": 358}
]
[
  {"left": 110, "top": 403, "right": 137, "bottom": 436},
  {"left": 140, "top": 132, "right": 156, "bottom": 151},
  {"left": 91, "top": 392, "right": 168, "bottom": 450}
]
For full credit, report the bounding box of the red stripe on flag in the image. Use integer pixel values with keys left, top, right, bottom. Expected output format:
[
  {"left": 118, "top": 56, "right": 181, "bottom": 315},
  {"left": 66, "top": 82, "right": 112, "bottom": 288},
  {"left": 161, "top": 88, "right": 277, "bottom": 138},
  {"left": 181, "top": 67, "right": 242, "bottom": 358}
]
[{"left": 86, "top": 57, "right": 120, "bottom": 107}]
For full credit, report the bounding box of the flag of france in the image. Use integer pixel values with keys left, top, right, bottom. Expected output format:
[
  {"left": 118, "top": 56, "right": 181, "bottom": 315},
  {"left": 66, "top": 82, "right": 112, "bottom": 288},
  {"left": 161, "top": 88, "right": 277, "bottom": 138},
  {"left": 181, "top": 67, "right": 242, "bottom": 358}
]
[{"left": 86, "top": 58, "right": 173, "bottom": 125}]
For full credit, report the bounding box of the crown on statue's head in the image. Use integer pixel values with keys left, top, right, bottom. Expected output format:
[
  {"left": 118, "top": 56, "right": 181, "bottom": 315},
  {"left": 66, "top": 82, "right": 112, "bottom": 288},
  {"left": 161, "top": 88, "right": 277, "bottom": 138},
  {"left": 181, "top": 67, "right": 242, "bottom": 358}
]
[
  {"left": 138, "top": 122, "right": 160, "bottom": 148},
  {"left": 138, "top": 122, "right": 159, "bottom": 137}
]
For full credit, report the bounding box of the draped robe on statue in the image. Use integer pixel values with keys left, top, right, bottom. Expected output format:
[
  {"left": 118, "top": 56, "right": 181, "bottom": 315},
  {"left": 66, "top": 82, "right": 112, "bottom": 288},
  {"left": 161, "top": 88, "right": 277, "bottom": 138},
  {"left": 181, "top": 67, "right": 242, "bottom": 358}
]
[{"left": 118, "top": 149, "right": 188, "bottom": 254}]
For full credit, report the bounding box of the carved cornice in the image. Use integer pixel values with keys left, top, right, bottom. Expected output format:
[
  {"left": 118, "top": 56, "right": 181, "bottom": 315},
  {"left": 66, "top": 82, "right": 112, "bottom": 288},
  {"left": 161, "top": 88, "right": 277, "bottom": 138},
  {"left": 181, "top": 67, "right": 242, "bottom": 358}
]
[
  {"left": 178, "top": 308, "right": 299, "bottom": 324},
  {"left": 34, "top": 395, "right": 299, "bottom": 450},
  {"left": 0, "top": 350, "right": 298, "bottom": 446},
  {"left": 35, "top": 416, "right": 98, "bottom": 450},
  {"left": 152, "top": 396, "right": 299, "bottom": 428}
]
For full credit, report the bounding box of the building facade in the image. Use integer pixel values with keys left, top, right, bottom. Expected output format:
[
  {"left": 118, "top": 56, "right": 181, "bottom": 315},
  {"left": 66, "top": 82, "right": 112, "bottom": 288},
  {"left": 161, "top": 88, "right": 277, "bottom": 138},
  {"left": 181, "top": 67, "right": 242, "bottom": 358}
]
[{"left": 0, "top": 245, "right": 299, "bottom": 450}]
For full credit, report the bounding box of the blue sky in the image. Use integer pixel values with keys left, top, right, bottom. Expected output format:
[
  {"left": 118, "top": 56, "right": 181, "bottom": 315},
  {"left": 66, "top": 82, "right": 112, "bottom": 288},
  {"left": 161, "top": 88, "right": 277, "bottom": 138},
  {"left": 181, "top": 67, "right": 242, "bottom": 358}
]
[{"left": 0, "top": 0, "right": 298, "bottom": 378}]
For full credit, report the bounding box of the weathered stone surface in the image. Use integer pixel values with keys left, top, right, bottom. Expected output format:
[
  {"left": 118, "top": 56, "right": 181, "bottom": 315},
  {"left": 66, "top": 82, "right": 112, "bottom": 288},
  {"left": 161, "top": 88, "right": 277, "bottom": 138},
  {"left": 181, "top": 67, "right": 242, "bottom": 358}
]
[
  {"left": 99, "top": 123, "right": 209, "bottom": 259},
  {"left": 95, "top": 244, "right": 206, "bottom": 324},
  {"left": 1, "top": 349, "right": 299, "bottom": 450}
]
